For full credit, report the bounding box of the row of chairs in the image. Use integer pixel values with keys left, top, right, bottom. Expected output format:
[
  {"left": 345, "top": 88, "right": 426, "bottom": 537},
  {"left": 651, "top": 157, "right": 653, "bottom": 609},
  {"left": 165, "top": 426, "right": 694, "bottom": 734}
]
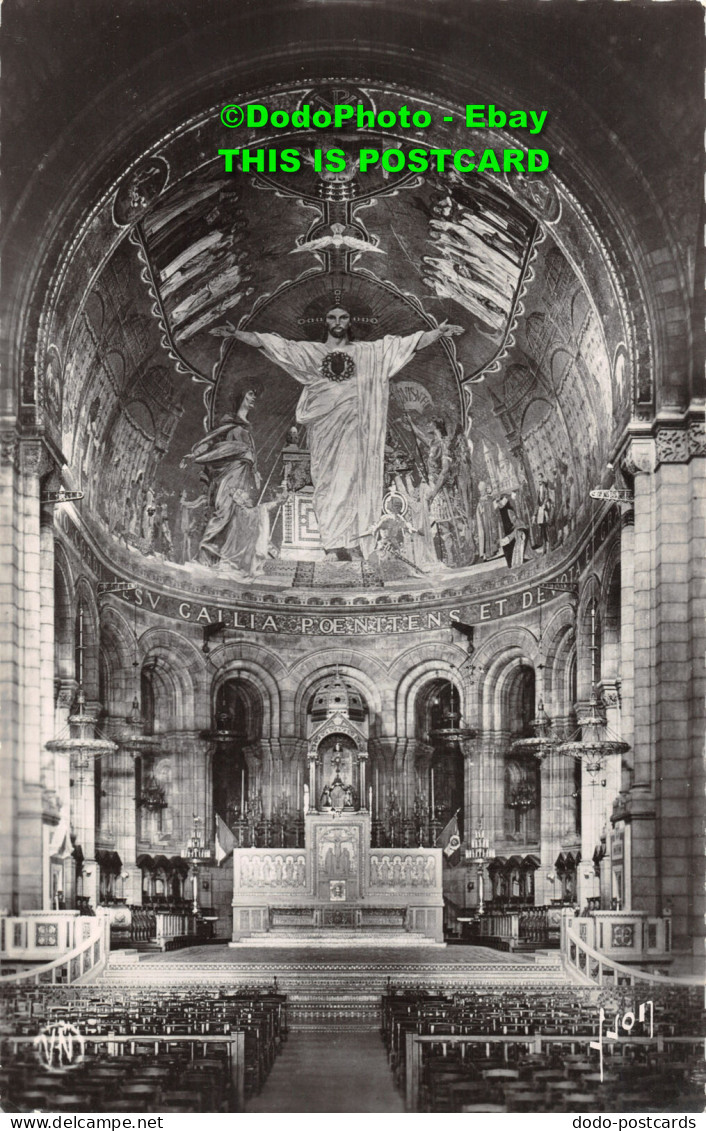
[
  {"left": 413, "top": 1042, "right": 704, "bottom": 1113},
  {"left": 382, "top": 985, "right": 706, "bottom": 1112},
  {"left": 0, "top": 984, "right": 288, "bottom": 1111},
  {"left": 0, "top": 1044, "right": 235, "bottom": 1113}
]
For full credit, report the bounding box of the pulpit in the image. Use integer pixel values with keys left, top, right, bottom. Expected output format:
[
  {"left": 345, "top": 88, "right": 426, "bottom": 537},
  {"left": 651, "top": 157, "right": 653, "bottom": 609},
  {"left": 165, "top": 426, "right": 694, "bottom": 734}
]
[{"left": 231, "top": 672, "right": 443, "bottom": 942}]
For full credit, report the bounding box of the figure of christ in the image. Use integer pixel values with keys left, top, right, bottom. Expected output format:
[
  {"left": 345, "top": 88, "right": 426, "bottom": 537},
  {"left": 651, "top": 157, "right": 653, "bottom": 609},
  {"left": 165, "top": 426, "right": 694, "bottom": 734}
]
[{"left": 230, "top": 307, "right": 463, "bottom": 560}]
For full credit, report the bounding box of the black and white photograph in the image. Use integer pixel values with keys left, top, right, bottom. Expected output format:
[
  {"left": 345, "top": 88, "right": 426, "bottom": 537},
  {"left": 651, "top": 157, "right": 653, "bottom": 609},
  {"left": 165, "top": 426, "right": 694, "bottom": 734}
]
[{"left": 1, "top": 0, "right": 704, "bottom": 1120}]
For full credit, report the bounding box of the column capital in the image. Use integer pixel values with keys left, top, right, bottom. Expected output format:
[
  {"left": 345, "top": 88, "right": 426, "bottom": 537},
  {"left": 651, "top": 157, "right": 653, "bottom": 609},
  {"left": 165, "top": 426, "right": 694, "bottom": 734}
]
[
  {"left": 596, "top": 679, "right": 621, "bottom": 709},
  {"left": 614, "top": 407, "right": 705, "bottom": 474},
  {"left": 56, "top": 677, "right": 78, "bottom": 710},
  {"left": 18, "top": 437, "right": 44, "bottom": 476},
  {"left": 688, "top": 416, "right": 706, "bottom": 457},
  {"left": 621, "top": 434, "right": 656, "bottom": 477}
]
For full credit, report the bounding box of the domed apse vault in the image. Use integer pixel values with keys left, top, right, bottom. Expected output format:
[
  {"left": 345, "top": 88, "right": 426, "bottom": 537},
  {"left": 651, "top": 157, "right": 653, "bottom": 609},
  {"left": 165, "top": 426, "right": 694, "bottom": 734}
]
[{"left": 40, "top": 76, "right": 632, "bottom": 599}]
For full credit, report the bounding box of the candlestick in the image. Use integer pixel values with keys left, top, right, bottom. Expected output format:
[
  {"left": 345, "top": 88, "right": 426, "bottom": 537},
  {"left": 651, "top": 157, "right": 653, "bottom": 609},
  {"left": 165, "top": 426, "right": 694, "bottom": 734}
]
[
  {"left": 296, "top": 767, "right": 301, "bottom": 812},
  {"left": 241, "top": 769, "right": 245, "bottom": 811},
  {"left": 368, "top": 785, "right": 373, "bottom": 814},
  {"left": 431, "top": 767, "right": 435, "bottom": 813},
  {"left": 375, "top": 767, "right": 379, "bottom": 818}
]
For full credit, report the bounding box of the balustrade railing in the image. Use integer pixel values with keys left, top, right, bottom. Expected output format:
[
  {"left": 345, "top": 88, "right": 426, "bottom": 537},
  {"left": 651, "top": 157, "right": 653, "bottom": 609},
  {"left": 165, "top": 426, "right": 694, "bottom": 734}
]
[
  {"left": 154, "top": 911, "right": 199, "bottom": 941},
  {"left": 562, "top": 916, "right": 703, "bottom": 988},
  {"left": 475, "top": 906, "right": 553, "bottom": 948},
  {"left": 129, "top": 907, "right": 155, "bottom": 943},
  {"left": 479, "top": 912, "right": 518, "bottom": 941},
  {"left": 519, "top": 906, "right": 549, "bottom": 944},
  {"left": 0, "top": 913, "right": 110, "bottom": 986}
]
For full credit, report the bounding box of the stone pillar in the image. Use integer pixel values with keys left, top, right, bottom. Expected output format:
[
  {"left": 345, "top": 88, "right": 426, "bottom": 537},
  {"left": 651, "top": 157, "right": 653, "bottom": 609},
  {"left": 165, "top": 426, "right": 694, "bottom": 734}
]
[
  {"left": 247, "top": 738, "right": 277, "bottom": 817},
  {"left": 462, "top": 744, "right": 474, "bottom": 844},
  {"left": 536, "top": 749, "right": 560, "bottom": 907},
  {"left": 275, "top": 738, "right": 307, "bottom": 814},
  {"left": 203, "top": 746, "right": 214, "bottom": 846},
  {"left": 107, "top": 737, "right": 140, "bottom": 904},
  {"left": 71, "top": 750, "right": 99, "bottom": 908},
  {"left": 307, "top": 751, "right": 317, "bottom": 812},
  {"left": 618, "top": 419, "right": 705, "bottom": 962},
  {"left": 368, "top": 737, "right": 401, "bottom": 820},
  {"left": 358, "top": 751, "right": 368, "bottom": 810},
  {"left": 486, "top": 730, "right": 508, "bottom": 848},
  {"left": 574, "top": 697, "right": 602, "bottom": 909},
  {"left": 174, "top": 732, "right": 213, "bottom": 846},
  {"left": 39, "top": 504, "right": 59, "bottom": 909},
  {"left": 39, "top": 509, "right": 56, "bottom": 758},
  {"left": 0, "top": 436, "right": 46, "bottom": 911},
  {"left": 619, "top": 511, "right": 636, "bottom": 777},
  {"left": 596, "top": 679, "right": 625, "bottom": 905}
]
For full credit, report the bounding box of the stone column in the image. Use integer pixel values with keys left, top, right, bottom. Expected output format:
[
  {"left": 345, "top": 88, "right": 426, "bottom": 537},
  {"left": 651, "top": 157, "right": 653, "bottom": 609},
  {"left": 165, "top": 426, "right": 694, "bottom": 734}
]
[
  {"left": 596, "top": 679, "right": 625, "bottom": 905},
  {"left": 71, "top": 748, "right": 99, "bottom": 909},
  {"left": 618, "top": 435, "right": 660, "bottom": 922},
  {"left": 536, "top": 750, "right": 558, "bottom": 907},
  {"left": 367, "top": 737, "right": 400, "bottom": 820},
  {"left": 486, "top": 730, "right": 508, "bottom": 848},
  {"left": 307, "top": 750, "right": 317, "bottom": 812},
  {"left": 275, "top": 738, "right": 307, "bottom": 813},
  {"left": 462, "top": 744, "right": 474, "bottom": 844},
  {"left": 106, "top": 734, "right": 140, "bottom": 905},
  {"left": 619, "top": 510, "right": 636, "bottom": 775},
  {"left": 358, "top": 751, "right": 368, "bottom": 810},
  {"left": 0, "top": 436, "right": 46, "bottom": 911},
  {"left": 0, "top": 432, "right": 19, "bottom": 912},
  {"left": 174, "top": 732, "right": 213, "bottom": 846},
  {"left": 573, "top": 696, "right": 602, "bottom": 908},
  {"left": 618, "top": 419, "right": 705, "bottom": 961},
  {"left": 247, "top": 738, "right": 278, "bottom": 817},
  {"left": 39, "top": 507, "right": 57, "bottom": 769}
]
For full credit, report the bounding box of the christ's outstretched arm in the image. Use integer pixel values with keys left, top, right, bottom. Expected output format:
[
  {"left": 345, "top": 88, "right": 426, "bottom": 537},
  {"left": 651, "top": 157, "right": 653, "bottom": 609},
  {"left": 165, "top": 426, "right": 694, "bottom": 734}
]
[
  {"left": 232, "top": 329, "right": 263, "bottom": 347},
  {"left": 214, "top": 324, "right": 463, "bottom": 351},
  {"left": 415, "top": 320, "right": 464, "bottom": 351}
]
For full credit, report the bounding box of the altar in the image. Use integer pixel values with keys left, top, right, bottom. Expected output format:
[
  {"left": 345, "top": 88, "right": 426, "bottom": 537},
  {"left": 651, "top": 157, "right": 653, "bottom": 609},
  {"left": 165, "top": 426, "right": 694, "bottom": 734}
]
[{"left": 230, "top": 674, "right": 443, "bottom": 943}]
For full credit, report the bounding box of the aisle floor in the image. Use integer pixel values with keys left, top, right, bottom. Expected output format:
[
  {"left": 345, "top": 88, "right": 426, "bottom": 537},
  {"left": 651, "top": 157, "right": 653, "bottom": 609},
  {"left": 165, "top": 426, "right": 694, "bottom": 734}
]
[{"left": 246, "top": 1031, "right": 405, "bottom": 1113}]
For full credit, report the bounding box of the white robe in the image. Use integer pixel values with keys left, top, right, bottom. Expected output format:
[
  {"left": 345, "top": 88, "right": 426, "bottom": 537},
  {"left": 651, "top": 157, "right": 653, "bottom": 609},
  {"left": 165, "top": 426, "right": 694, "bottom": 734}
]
[{"left": 255, "top": 332, "right": 424, "bottom": 556}]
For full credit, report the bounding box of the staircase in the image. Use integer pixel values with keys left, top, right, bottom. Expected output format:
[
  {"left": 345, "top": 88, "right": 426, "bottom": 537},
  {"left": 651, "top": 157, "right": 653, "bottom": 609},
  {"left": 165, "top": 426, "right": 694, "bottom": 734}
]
[
  {"left": 100, "top": 942, "right": 573, "bottom": 1030},
  {"left": 102, "top": 960, "right": 571, "bottom": 1031}
]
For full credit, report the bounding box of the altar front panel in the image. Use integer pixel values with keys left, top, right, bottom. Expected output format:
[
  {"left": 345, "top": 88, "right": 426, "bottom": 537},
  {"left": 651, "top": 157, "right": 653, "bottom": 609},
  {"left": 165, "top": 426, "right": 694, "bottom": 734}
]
[
  {"left": 231, "top": 811, "right": 444, "bottom": 941},
  {"left": 313, "top": 821, "right": 362, "bottom": 901}
]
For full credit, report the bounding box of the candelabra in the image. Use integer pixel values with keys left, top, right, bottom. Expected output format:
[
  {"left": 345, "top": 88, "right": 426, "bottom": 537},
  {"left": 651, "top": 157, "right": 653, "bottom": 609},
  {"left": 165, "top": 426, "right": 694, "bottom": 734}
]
[
  {"left": 511, "top": 699, "right": 557, "bottom": 762},
  {"left": 384, "top": 790, "right": 402, "bottom": 847},
  {"left": 413, "top": 790, "right": 429, "bottom": 847},
  {"left": 138, "top": 776, "right": 168, "bottom": 812},
  {"left": 429, "top": 681, "right": 477, "bottom": 747},
  {"left": 465, "top": 827, "right": 495, "bottom": 915},
  {"left": 184, "top": 815, "right": 210, "bottom": 914},
  {"left": 507, "top": 781, "right": 537, "bottom": 812},
  {"left": 272, "top": 793, "right": 291, "bottom": 848}
]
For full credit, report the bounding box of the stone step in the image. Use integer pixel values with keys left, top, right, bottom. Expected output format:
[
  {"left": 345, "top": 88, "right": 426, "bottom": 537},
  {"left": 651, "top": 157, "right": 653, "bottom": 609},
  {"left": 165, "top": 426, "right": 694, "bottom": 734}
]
[
  {"left": 530, "top": 949, "right": 564, "bottom": 966},
  {"left": 101, "top": 963, "right": 570, "bottom": 991},
  {"left": 289, "top": 1004, "right": 381, "bottom": 1030},
  {"left": 230, "top": 930, "right": 443, "bottom": 948},
  {"left": 108, "top": 949, "right": 141, "bottom": 965}
]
